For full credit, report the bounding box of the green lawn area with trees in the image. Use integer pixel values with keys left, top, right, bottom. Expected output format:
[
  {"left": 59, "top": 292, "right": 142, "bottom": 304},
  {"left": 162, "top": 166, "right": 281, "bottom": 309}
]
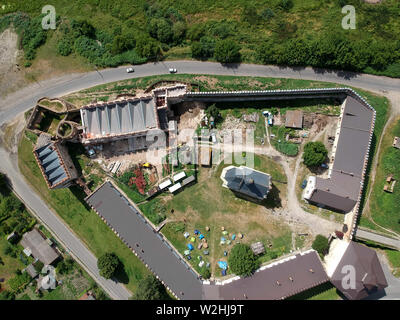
[{"left": 1, "top": 1, "right": 400, "bottom": 77}]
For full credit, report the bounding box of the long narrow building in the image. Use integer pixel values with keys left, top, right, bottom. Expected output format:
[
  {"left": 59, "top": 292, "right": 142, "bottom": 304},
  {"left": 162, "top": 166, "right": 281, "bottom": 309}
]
[{"left": 303, "top": 96, "right": 375, "bottom": 213}]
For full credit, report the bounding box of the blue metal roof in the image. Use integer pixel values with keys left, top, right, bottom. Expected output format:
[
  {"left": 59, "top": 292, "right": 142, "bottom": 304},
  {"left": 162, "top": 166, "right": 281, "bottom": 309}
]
[{"left": 35, "top": 143, "right": 67, "bottom": 187}]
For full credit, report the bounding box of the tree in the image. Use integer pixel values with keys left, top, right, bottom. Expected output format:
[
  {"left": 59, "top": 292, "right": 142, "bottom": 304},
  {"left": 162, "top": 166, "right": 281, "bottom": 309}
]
[
  {"left": 191, "top": 36, "right": 215, "bottom": 60},
  {"left": 278, "top": 0, "right": 294, "bottom": 11},
  {"left": 228, "top": 243, "right": 259, "bottom": 277},
  {"left": 214, "top": 39, "right": 241, "bottom": 63},
  {"left": 0, "top": 290, "right": 15, "bottom": 300},
  {"left": 135, "top": 35, "right": 161, "bottom": 60},
  {"left": 303, "top": 141, "right": 328, "bottom": 167},
  {"left": 201, "top": 268, "right": 211, "bottom": 280},
  {"left": 97, "top": 252, "right": 120, "bottom": 279},
  {"left": 131, "top": 275, "right": 168, "bottom": 300},
  {"left": 312, "top": 235, "right": 329, "bottom": 257},
  {"left": 242, "top": 4, "right": 259, "bottom": 24}
]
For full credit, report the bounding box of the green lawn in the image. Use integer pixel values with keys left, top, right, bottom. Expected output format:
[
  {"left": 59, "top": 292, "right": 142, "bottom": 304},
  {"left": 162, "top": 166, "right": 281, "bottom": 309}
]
[
  {"left": 362, "top": 119, "right": 400, "bottom": 234},
  {"left": 288, "top": 282, "right": 341, "bottom": 300},
  {"left": 18, "top": 136, "right": 150, "bottom": 295},
  {"left": 160, "top": 153, "right": 292, "bottom": 277}
]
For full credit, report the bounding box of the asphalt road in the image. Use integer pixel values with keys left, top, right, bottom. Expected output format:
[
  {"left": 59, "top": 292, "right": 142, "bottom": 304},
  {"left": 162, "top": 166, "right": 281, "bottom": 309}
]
[
  {"left": 1, "top": 61, "right": 399, "bottom": 300},
  {"left": 355, "top": 229, "right": 400, "bottom": 250}
]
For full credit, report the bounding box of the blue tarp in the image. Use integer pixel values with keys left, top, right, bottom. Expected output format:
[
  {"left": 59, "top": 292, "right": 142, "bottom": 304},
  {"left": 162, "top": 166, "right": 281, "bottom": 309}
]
[
  {"left": 231, "top": 234, "right": 236, "bottom": 240},
  {"left": 187, "top": 243, "right": 194, "bottom": 250},
  {"left": 218, "top": 261, "right": 228, "bottom": 270},
  {"left": 194, "top": 229, "right": 200, "bottom": 235},
  {"left": 199, "top": 234, "right": 204, "bottom": 240}
]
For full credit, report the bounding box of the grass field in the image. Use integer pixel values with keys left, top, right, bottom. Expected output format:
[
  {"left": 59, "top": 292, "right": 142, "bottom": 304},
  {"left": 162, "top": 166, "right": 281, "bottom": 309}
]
[
  {"left": 18, "top": 136, "right": 151, "bottom": 295},
  {"left": 160, "top": 153, "right": 292, "bottom": 277},
  {"left": 362, "top": 118, "right": 400, "bottom": 234},
  {"left": 288, "top": 282, "right": 341, "bottom": 300}
]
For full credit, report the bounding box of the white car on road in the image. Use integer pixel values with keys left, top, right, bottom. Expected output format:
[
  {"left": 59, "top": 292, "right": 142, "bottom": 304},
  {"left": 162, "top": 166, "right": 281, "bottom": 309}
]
[
  {"left": 169, "top": 68, "right": 177, "bottom": 73},
  {"left": 126, "top": 67, "right": 134, "bottom": 73}
]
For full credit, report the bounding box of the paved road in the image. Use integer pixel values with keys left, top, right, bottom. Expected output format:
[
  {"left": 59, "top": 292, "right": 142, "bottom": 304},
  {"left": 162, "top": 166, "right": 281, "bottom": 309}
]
[
  {"left": 1, "top": 61, "right": 400, "bottom": 300},
  {"left": 355, "top": 228, "right": 400, "bottom": 250}
]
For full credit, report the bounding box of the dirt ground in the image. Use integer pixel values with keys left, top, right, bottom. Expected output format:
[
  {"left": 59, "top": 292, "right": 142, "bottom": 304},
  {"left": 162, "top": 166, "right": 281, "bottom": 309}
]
[
  {"left": 176, "top": 102, "right": 205, "bottom": 145},
  {"left": 0, "top": 28, "right": 27, "bottom": 99},
  {"left": 0, "top": 112, "right": 26, "bottom": 152}
]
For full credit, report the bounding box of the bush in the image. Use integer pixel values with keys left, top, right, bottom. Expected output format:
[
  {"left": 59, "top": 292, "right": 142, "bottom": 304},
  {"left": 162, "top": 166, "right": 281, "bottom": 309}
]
[
  {"left": 8, "top": 272, "right": 31, "bottom": 293},
  {"left": 97, "top": 252, "right": 120, "bottom": 279},
  {"left": 0, "top": 290, "right": 15, "bottom": 300},
  {"left": 131, "top": 275, "right": 168, "bottom": 300},
  {"left": 214, "top": 39, "right": 241, "bottom": 64},
  {"left": 56, "top": 258, "right": 75, "bottom": 275},
  {"left": 312, "top": 235, "right": 329, "bottom": 257},
  {"left": 303, "top": 141, "right": 328, "bottom": 167},
  {"left": 201, "top": 268, "right": 211, "bottom": 280},
  {"left": 57, "top": 38, "right": 73, "bottom": 56},
  {"left": 228, "top": 243, "right": 259, "bottom": 277}
]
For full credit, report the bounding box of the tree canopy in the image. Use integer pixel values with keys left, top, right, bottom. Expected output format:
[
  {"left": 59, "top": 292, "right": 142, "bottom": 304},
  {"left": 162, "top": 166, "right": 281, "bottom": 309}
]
[
  {"left": 131, "top": 275, "right": 169, "bottom": 300},
  {"left": 97, "top": 252, "right": 120, "bottom": 279},
  {"left": 228, "top": 243, "right": 259, "bottom": 277},
  {"left": 214, "top": 39, "right": 241, "bottom": 64},
  {"left": 303, "top": 141, "right": 328, "bottom": 167}
]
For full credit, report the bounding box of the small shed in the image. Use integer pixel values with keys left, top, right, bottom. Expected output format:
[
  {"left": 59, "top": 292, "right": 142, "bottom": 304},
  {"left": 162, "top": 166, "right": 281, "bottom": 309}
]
[
  {"left": 181, "top": 175, "right": 196, "bottom": 187},
  {"left": 173, "top": 171, "right": 186, "bottom": 182},
  {"left": 285, "top": 110, "right": 304, "bottom": 129},
  {"left": 250, "top": 241, "right": 265, "bottom": 255},
  {"left": 159, "top": 179, "right": 172, "bottom": 190},
  {"left": 168, "top": 183, "right": 182, "bottom": 193}
]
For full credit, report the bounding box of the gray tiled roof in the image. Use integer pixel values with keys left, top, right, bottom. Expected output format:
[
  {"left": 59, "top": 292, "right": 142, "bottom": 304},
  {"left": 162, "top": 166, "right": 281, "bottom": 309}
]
[
  {"left": 80, "top": 97, "right": 159, "bottom": 140},
  {"left": 309, "top": 96, "right": 374, "bottom": 212},
  {"left": 20, "top": 229, "right": 60, "bottom": 265},
  {"left": 225, "top": 166, "right": 270, "bottom": 201}
]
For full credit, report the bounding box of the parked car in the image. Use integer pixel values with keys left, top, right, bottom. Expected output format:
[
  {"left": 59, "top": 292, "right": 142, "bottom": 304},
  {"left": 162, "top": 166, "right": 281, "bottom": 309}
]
[
  {"left": 321, "top": 163, "right": 328, "bottom": 169},
  {"left": 126, "top": 67, "right": 134, "bottom": 73},
  {"left": 262, "top": 111, "right": 270, "bottom": 117},
  {"left": 301, "top": 179, "right": 308, "bottom": 189},
  {"left": 169, "top": 68, "right": 177, "bottom": 73}
]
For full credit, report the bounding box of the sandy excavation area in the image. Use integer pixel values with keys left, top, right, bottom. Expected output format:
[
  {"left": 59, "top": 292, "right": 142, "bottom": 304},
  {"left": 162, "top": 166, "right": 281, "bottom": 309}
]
[{"left": 0, "top": 28, "right": 27, "bottom": 99}]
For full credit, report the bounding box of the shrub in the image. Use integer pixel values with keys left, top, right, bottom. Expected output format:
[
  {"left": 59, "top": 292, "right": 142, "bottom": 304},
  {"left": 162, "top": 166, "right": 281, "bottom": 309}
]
[
  {"left": 214, "top": 39, "right": 241, "bottom": 63},
  {"left": 97, "top": 252, "right": 120, "bottom": 279},
  {"left": 201, "top": 268, "right": 211, "bottom": 280},
  {"left": 57, "top": 38, "right": 73, "bottom": 56},
  {"left": 8, "top": 272, "right": 31, "bottom": 293},
  {"left": 303, "top": 142, "right": 328, "bottom": 167},
  {"left": 228, "top": 243, "right": 259, "bottom": 277},
  {"left": 312, "top": 235, "right": 329, "bottom": 257}
]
